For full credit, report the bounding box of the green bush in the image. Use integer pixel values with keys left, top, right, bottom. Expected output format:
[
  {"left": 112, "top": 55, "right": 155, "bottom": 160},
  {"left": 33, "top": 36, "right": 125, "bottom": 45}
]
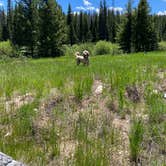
[
  {"left": 63, "top": 43, "right": 94, "bottom": 56},
  {"left": 93, "top": 41, "right": 122, "bottom": 56},
  {"left": 93, "top": 41, "right": 110, "bottom": 55},
  {"left": 158, "top": 41, "right": 166, "bottom": 51},
  {"left": 0, "top": 41, "right": 15, "bottom": 59},
  {"left": 63, "top": 41, "right": 122, "bottom": 56}
]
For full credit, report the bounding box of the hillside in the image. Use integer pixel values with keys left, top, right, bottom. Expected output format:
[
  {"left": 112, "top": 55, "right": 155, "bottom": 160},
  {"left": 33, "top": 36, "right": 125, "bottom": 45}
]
[{"left": 0, "top": 51, "right": 166, "bottom": 165}]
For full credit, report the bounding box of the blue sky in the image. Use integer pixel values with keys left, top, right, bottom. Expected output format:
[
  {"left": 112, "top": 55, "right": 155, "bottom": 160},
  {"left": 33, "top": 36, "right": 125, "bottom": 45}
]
[
  {"left": 0, "top": 0, "right": 166, "bottom": 15},
  {"left": 56, "top": 0, "right": 166, "bottom": 15}
]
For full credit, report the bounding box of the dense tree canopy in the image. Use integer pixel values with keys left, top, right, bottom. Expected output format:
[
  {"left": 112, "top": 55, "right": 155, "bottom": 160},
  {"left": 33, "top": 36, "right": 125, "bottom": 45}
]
[
  {"left": 134, "top": 0, "right": 158, "bottom": 52},
  {"left": 0, "top": 0, "right": 165, "bottom": 57}
]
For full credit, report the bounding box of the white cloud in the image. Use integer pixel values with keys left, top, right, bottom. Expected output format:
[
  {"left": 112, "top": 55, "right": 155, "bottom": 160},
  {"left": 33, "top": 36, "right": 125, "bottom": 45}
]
[
  {"left": 0, "top": 2, "right": 3, "bottom": 6},
  {"left": 76, "top": 5, "right": 123, "bottom": 14},
  {"left": 76, "top": 1, "right": 123, "bottom": 14},
  {"left": 86, "top": 6, "right": 95, "bottom": 10},
  {"left": 73, "top": 11, "right": 80, "bottom": 15},
  {"left": 109, "top": 7, "right": 123, "bottom": 13},
  {"left": 83, "top": 0, "right": 92, "bottom": 6},
  {"left": 96, "top": 8, "right": 99, "bottom": 13},
  {"left": 76, "top": 6, "right": 86, "bottom": 11},
  {"left": 76, "top": 6, "right": 96, "bottom": 12},
  {"left": 157, "top": 11, "right": 166, "bottom": 15},
  {"left": 76, "top": 0, "right": 96, "bottom": 12}
]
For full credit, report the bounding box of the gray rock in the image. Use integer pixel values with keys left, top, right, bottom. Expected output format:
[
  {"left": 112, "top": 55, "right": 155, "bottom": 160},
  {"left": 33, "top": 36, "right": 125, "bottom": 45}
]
[
  {"left": 95, "top": 85, "right": 103, "bottom": 95},
  {"left": 164, "top": 93, "right": 166, "bottom": 99},
  {"left": 0, "top": 152, "right": 25, "bottom": 166}
]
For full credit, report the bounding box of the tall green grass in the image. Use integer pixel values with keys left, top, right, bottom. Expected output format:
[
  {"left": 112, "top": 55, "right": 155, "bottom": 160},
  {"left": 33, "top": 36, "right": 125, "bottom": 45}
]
[
  {"left": 0, "top": 51, "right": 166, "bottom": 165},
  {"left": 73, "top": 112, "right": 118, "bottom": 166},
  {"left": 146, "top": 93, "right": 166, "bottom": 123},
  {"left": 73, "top": 76, "right": 93, "bottom": 102},
  {"left": 129, "top": 118, "right": 144, "bottom": 162}
]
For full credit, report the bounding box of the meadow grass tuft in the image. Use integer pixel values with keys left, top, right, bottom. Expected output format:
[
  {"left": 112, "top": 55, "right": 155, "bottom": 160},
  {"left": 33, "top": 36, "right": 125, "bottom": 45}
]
[{"left": 129, "top": 118, "right": 144, "bottom": 162}]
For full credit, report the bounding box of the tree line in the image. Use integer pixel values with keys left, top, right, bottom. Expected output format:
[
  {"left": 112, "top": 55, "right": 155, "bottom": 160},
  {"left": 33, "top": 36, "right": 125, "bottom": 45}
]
[{"left": 0, "top": 0, "right": 165, "bottom": 57}]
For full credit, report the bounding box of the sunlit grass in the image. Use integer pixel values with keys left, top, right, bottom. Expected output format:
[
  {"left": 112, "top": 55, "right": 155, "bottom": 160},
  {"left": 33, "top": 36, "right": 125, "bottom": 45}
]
[{"left": 0, "top": 51, "right": 166, "bottom": 165}]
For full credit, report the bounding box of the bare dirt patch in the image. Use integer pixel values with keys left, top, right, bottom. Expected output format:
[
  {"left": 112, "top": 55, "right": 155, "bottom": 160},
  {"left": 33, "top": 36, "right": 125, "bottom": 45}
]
[
  {"left": 78, "top": 80, "right": 132, "bottom": 165},
  {"left": 157, "top": 79, "right": 166, "bottom": 92},
  {"left": 157, "top": 69, "right": 166, "bottom": 80},
  {"left": 112, "top": 115, "right": 130, "bottom": 166},
  {"left": 60, "top": 140, "right": 77, "bottom": 159},
  {"left": 5, "top": 92, "right": 35, "bottom": 112},
  {"left": 40, "top": 96, "right": 63, "bottom": 113}
]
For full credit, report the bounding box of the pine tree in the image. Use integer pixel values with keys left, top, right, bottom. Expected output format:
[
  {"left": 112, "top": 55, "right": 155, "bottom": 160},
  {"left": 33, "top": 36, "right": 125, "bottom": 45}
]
[
  {"left": 12, "top": 0, "right": 39, "bottom": 56},
  {"left": 67, "top": 4, "right": 77, "bottom": 45},
  {"left": 20, "top": 0, "right": 39, "bottom": 56},
  {"left": 79, "top": 11, "right": 83, "bottom": 42},
  {"left": 83, "top": 13, "right": 89, "bottom": 42},
  {"left": 0, "top": 9, "right": 3, "bottom": 41},
  {"left": 89, "top": 16, "right": 93, "bottom": 42},
  {"left": 154, "top": 15, "right": 166, "bottom": 41},
  {"left": 117, "top": 0, "right": 133, "bottom": 53},
  {"left": 134, "top": 0, "right": 158, "bottom": 52},
  {"left": 29, "top": 0, "right": 39, "bottom": 57},
  {"left": 107, "top": 9, "right": 116, "bottom": 42},
  {"left": 91, "top": 13, "right": 99, "bottom": 42},
  {"left": 12, "top": 3, "right": 26, "bottom": 46},
  {"left": 7, "top": 0, "right": 12, "bottom": 40},
  {"left": 103, "top": 0, "right": 108, "bottom": 40},
  {"left": 73, "top": 13, "right": 79, "bottom": 41},
  {"left": 39, "top": 0, "right": 66, "bottom": 57},
  {"left": 99, "top": 0, "right": 108, "bottom": 40},
  {"left": 99, "top": 1, "right": 104, "bottom": 40},
  {"left": 0, "top": 8, "right": 8, "bottom": 41}
]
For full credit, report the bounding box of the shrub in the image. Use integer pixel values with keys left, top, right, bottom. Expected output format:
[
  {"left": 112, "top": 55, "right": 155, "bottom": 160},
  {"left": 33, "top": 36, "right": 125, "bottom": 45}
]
[
  {"left": 93, "top": 41, "right": 111, "bottom": 55},
  {"left": 63, "top": 41, "right": 122, "bottom": 57},
  {"left": 158, "top": 42, "right": 166, "bottom": 51},
  {"left": 63, "top": 43, "right": 94, "bottom": 56},
  {"left": 93, "top": 41, "right": 122, "bottom": 56},
  {"left": 0, "top": 41, "right": 15, "bottom": 59}
]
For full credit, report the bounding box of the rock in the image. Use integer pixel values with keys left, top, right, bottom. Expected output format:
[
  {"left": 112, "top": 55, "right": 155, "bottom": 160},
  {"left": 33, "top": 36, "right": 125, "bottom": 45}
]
[
  {"left": 95, "top": 85, "right": 103, "bottom": 95},
  {"left": 4, "top": 131, "right": 12, "bottom": 137},
  {"left": 164, "top": 93, "right": 166, "bottom": 99},
  {"left": 0, "top": 152, "right": 25, "bottom": 166},
  {"left": 92, "top": 80, "right": 104, "bottom": 96}
]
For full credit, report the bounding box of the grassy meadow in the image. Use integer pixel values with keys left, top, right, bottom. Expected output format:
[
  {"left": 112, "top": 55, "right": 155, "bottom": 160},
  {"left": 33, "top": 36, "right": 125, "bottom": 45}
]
[{"left": 0, "top": 51, "right": 166, "bottom": 165}]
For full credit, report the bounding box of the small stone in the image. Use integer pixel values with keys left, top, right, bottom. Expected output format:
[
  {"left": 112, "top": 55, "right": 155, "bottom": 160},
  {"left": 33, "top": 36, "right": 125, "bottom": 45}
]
[
  {"left": 4, "top": 131, "right": 12, "bottom": 137},
  {"left": 164, "top": 93, "right": 166, "bottom": 99},
  {"left": 0, "top": 152, "right": 25, "bottom": 166},
  {"left": 95, "top": 85, "right": 103, "bottom": 95}
]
